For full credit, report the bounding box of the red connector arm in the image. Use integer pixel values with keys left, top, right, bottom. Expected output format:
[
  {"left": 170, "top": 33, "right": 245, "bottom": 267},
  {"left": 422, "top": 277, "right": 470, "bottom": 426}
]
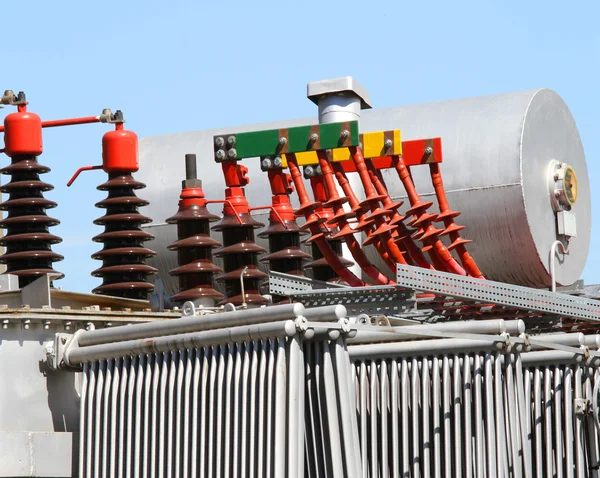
[
  {"left": 429, "top": 163, "right": 485, "bottom": 278},
  {"left": 0, "top": 115, "right": 102, "bottom": 133},
  {"left": 392, "top": 155, "right": 467, "bottom": 276},
  {"left": 330, "top": 162, "right": 395, "bottom": 271},
  {"left": 349, "top": 146, "right": 409, "bottom": 268},
  {"left": 286, "top": 154, "right": 364, "bottom": 286},
  {"left": 316, "top": 151, "right": 395, "bottom": 285}
]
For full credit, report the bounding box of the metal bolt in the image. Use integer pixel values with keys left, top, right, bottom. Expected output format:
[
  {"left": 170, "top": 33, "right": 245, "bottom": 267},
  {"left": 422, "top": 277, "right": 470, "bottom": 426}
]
[
  {"left": 309, "top": 133, "right": 319, "bottom": 142},
  {"left": 278, "top": 137, "right": 287, "bottom": 146},
  {"left": 554, "top": 173, "right": 560, "bottom": 181},
  {"left": 341, "top": 130, "right": 349, "bottom": 139},
  {"left": 227, "top": 148, "right": 237, "bottom": 160},
  {"left": 215, "top": 136, "right": 225, "bottom": 148},
  {"left": 325, "top": 149, "right": 332, "bottom": 155},
  {"left": 61, "top": 336, "right": 67, "bottom": 345},
  {"left": 424, "top": 146, "right": 434, "bottom": 155},
  {"left": 305, "top": 166, "right": 315, "bottom": 177},
  {"left": 555, "top": 191, "right": 561, "bottom": 198},
  {"left": 227, "top": 136, "right": 236, "bottom": 146},
  {"left": 384, "top": 139, "right": 393, "bottom": 149},
  {"left": 273, "top": 156, "right": 283, "bottom": 168},
  {"left": 315, "top": 165, "right": 322, "bottom": 175},
  {"left": 261, "top": 157, "right": 272, "bottom": 170},
  {"left": 216, "top": 150, "right": 226, "bottom": 160}
]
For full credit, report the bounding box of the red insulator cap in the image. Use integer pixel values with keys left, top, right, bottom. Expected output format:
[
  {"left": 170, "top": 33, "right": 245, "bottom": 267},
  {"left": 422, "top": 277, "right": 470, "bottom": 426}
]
[
  {"left": 3, "top": 111, "right": 43, "bottom": 157},
  {"left": 102, "top": 127, "right": 139, "bottom": 173}
]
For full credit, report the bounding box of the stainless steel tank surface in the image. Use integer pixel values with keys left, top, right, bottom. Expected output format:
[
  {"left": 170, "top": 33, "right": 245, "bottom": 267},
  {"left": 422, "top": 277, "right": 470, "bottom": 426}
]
[{"left": 138, "top": 89, "right": 590, "bottom": 293}]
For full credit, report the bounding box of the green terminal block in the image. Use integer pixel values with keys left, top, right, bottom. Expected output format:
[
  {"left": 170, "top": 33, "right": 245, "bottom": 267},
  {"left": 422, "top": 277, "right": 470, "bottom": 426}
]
[{"left": 213, "top": 121, "right": 360, "bottom": 162}]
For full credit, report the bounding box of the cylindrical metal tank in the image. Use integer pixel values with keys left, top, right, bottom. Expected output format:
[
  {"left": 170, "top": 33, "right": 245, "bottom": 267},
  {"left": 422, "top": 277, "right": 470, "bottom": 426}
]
[{"left": 138, "top": 89, "right": 590, "bottom": 294}]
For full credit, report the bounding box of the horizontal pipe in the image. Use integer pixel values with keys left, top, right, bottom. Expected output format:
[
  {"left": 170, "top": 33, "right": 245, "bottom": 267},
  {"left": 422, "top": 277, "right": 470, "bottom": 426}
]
[
  {"left": 41, "top": 116, "right": 100, "bottom": 128},
  {"left": 519, "top": 350, "right": 591, "bottom": 366},
  {"left": 77, "top": 303, "right": 305, "bottom": 347},
  {"left": 527, "top": 332, "right": 585, "bottom": 350},
  {"left": 300, "top": 304, "right": 347, "bottom": 322},
  {"left": 347, "top": 319, "right": 524, "bottom": 344},
  {"left": 348, "top": 337, "right": 508, "bottom": 360},
  {"left": 0, "top": 116, "right": 101, "bottom": 133},
  {"left": 67, "top": 320, "right": 297, "bottom": 365}
]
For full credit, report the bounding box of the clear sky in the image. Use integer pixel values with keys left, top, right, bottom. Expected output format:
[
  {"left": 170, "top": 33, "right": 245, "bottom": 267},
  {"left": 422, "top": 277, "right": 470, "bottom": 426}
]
[{"left": 1, "top": 0, "right": 598, "bottom": 293}]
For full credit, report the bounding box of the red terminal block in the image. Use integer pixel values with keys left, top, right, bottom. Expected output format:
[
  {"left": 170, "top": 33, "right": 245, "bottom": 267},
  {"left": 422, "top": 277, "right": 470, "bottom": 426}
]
[
  {"left": 258, "top": 168, "right": 312, "bottom": 280},
  {"left": 0, "top": 91, "right": 64, "bottom": 286},
  {"left": 67, "top": 113, "right": 158, "bottom": 299},
  {"left": 166, "top": 154, "right": 224, "bottom": 305},
  {"left": 211, "top": 161, "right": 269, "bottom": 306}
]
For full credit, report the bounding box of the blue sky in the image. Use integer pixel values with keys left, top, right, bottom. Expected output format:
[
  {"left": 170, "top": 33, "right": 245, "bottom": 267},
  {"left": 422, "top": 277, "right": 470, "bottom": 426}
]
[{"left": 1, "top": 0, "right": 598, "bottom": 293}]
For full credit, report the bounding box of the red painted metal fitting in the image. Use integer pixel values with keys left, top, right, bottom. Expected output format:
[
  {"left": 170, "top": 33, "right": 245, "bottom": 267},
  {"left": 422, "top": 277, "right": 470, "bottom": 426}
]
[
  {"left": 222, "top": 161, "right": 249, "bottom": 187},
  {"left": 102, "top": 123, "right": 139, "bottom": 173},
  {"left": 3, "top": 108, "right": 43, "bottom": 157}
]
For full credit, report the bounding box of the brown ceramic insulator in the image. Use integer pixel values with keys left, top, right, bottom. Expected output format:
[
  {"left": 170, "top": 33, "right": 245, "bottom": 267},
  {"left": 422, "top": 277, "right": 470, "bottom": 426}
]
[
  {"left": 212, "top": 216, "right": 269, "bottom": 306},
  {"left": 166, "top": 204, "right": 224, "bottom": 304},
  {"left": 258, "top": 219, "right": 312, "bottom": 277},
  {"left": 0, "top": 155, "right": 63, "bottom": 286},
  {"left": 91, "top": 173, "right": 157, "bottom": 300}
]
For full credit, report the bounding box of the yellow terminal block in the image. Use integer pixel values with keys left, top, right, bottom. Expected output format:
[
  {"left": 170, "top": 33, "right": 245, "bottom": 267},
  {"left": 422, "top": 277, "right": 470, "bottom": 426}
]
[{"left": 281, "top": 130, "right": 402, "bottom": 167}]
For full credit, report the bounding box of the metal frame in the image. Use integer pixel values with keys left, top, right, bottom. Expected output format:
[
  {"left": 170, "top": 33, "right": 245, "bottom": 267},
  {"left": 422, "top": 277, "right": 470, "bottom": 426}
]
[{"left": 396, "top": 264, "right": 600, "bottom": 322}]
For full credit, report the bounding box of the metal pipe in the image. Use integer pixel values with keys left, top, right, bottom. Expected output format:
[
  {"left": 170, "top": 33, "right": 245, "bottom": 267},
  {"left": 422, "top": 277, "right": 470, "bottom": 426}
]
[
  {"left": 300, "top": 304, "right": 347, "bottom": 321},
  {"left": 348, "top": 319, "right": 524, "bottom": 344},
  {"left": 41, "top": 115, "right": 101, "bottom": 128},
  {"left": 550, "top": 240, "right": 570, "bottom": 293},
  {"left": 520, "top": 350, "right": 586, "bottom": 366},
  {"left": 348, "top": 337, "right": 507, "bottom": 360},
  {"left": 77, "top": 302, "right": 305, "bottom": 346},
  {"left": 66, "top": 320, "right": 297, "bottom": 365}
]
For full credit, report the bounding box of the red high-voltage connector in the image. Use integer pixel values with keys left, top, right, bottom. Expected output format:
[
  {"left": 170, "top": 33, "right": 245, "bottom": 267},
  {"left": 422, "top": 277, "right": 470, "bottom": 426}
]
[
  {"left": 363, "top": 159, "right": 434, "bottom": 270},
  {"left": 284, "top": 153, "right": 363, "bottom": 286},
  {"left": 346, "top": 146, "right": 410, "bottom": 268},
  {"left": 67, "top": 113, "right": 158, "bottom": 299},
  {"left": 392, "top": 154, "right": 467, "bottom": 276},
  {"left": 329, "top": 161, "right": 395, "bottom": 271},
  {"left": 315, "top": 151, "right": 394, "bottom": 285},
  {"left": 166, "top": 154, "right": 224, "bottom": 305},
  {"left": 211, "top": 161, "right": 269, "bottom": 306},
  {"left": 429, "top": 163, "right": 485, "bottom": 278},
  {"left": 0, "top": 91, "right": 64, "bottom": 287},
  {"left": 258, "top": 168, "right": 312, "bottom": 277},
  {"left": 304, "top": 171, "right": 354, "bottom": 282}
]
